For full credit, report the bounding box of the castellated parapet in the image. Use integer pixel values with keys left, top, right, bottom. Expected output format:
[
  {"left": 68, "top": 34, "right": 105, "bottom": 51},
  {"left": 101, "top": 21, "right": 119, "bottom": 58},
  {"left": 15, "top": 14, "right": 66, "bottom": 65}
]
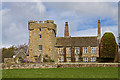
[{"left": 28, "top": 20, "right": 57, "bottom": 62}]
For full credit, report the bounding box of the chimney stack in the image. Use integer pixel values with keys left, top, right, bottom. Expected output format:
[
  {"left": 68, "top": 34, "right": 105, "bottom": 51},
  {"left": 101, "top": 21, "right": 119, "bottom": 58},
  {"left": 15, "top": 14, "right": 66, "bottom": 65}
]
[
  {"left": 98, "top": 20, "right": 101, "bottom": 42},
  {"left": 64, "top": 22, "right": 69, "bottom": 37}
]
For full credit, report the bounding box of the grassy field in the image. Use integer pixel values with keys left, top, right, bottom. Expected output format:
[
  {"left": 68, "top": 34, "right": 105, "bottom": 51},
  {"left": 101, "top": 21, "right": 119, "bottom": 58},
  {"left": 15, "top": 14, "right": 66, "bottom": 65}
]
[{"left": 2, "top": 67, "right": 118, "bottom": 78}]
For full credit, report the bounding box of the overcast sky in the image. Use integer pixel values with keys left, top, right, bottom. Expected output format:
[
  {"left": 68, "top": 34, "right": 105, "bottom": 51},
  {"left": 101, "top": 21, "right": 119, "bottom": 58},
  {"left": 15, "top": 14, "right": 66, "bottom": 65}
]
[{"left": 1, "top": 2, "right": 119, "bottom": 48}]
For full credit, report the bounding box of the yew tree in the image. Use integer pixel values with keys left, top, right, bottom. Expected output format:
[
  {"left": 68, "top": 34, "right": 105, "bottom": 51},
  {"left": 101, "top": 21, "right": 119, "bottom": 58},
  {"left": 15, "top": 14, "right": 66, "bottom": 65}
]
[{"left": 100, "top": 32, "right": 118, "bottom": 62}]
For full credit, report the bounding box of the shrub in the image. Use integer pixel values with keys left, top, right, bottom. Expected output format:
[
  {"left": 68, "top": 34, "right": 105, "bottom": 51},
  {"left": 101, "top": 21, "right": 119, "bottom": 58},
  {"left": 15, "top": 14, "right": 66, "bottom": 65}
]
[
  {"left": 43, "top": 58, "right": 48, "bottom": 62},
  {"left": 50, "top": 60, "right": 54, "bottom": 62},
  {"left": 100, "top": 32, "right": 118, "bottom": 62}
]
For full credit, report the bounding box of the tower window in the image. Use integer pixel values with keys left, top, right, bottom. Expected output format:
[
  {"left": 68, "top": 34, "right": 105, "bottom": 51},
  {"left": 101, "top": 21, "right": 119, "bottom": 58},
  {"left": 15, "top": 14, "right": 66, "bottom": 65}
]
[
  {"left": 40, "top": 35, "right": 41, "bottom": 38},
  {"left": 39, "top": 28, "right": 41, "bottom": 31},
  {"left": 58, "top": 48, "right": 63, "bottom": 54},
  {"left": 39, "top": 45, "right": 42, "bottom": 51}
]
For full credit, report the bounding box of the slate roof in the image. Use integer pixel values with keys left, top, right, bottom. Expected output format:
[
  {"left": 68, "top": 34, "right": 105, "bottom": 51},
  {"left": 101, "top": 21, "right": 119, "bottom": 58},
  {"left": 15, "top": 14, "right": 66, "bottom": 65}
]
[{"left": 55, "top": 36, "right": 98, "bottom": 47}]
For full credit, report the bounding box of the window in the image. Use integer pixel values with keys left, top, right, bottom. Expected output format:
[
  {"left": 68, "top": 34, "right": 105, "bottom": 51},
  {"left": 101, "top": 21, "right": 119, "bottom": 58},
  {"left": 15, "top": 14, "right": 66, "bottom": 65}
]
[
  {"left": 58, "top": 58, "right": 61, "bottom": 62},
  {"left": 58, "top": 57, "right": 64, "bottom": 62},
  {"left": 40, "top": 35, "right": 42, "bottom": 38},
  {"left": 66, "top": 47, "right": 71, "bottom": 54},
  {"left": 83, "top": 47, "right": 88, "bottom": 54},
  {"left": 75, "top": 47, "right": 79, "bottom": 55},
  {"left": 61, "top": 56, "right": 64, "bottom": 62},
  {"left": 83, "top": 57, "right": 88, "bottom": 62},
  {"left": 39, "top": 45, "right": 42, "bottom": 51},
  {"left": 39, "top": 28, "right": 41, "bottom": 31},
  {"left": 91, "top": 47, "right": 96, "bottom": 53},
  {"left": 91, "top": 57, "right": 96, "bottom": 62},
  {"left": 67, "top": 58, "right": 71, "bottom": 62},
  {"left": 58, "top": 48, "right": 63, "bottom": 54},
  {"left": 75, "top": 56, "right": 79, "bottom": 61}
]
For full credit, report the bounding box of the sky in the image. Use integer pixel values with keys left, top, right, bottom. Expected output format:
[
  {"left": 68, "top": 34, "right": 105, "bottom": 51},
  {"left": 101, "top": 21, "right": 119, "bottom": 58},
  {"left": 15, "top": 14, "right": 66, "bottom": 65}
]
[
  {"left": 118, "top": 2, "right": 120, "bottom": 33},
  {"left": 1, "top": 1, "right": 119, "bottom": 48}
]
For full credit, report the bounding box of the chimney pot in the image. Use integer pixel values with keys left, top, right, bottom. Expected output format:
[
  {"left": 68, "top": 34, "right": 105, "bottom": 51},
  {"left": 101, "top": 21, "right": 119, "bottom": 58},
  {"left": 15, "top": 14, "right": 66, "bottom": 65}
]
[
  {"left": 98, "top": 20, "right": 100, "bottom": 23},
  {"left": 64, "top": 22, "right": 69, "bottom": 37},
  {"left": 98, "top": 20, "right": 101, "bottom": 43}
]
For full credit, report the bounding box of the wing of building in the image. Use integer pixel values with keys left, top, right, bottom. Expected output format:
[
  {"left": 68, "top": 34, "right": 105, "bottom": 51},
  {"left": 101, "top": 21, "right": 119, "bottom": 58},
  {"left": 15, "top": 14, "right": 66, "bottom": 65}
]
[
  {"left": 28, "top": 20, "right": 101, "bottom": 63},
  {"left": 55, "top": 37, "right": 99, "bottom": 62}
]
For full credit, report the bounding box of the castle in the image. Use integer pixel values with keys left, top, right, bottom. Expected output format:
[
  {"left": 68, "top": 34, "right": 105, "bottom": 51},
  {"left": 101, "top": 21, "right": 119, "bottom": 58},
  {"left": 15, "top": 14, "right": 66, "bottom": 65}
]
[{"left": 28, "top": 20, "right": 101, "bottom": 62}]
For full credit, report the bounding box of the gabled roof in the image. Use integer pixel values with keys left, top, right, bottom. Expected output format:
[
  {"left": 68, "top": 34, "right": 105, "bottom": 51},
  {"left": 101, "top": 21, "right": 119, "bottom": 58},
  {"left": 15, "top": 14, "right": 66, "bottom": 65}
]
[
  {"left": 13, "top": 49, "right": 26, "bottom": 58},
  {"left": 55, "top": 36, "right": 98, "bottom": 47}
]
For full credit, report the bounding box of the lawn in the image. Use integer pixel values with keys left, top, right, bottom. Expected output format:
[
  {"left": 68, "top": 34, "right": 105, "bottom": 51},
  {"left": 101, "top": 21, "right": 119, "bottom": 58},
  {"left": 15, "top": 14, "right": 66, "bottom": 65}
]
[{"left": 2, "top": 67, "right": 118, "bottom": 78}]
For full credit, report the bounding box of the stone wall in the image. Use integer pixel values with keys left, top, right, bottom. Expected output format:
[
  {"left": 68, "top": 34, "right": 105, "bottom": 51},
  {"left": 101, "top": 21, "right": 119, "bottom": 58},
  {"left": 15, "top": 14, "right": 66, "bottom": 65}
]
[
  {"left": 2, "top": 63, "right": 119, "bottom": 69},
  {"left": 2, "top": 63, "right": 57, "bottom": 69},
  {"left": 28, "top": 20, "right": 57, "bottom": 62},
  {"left": 57, "top": 63, "right": 119, "bottom": 68},
  {"left": 57, "top": 46, "right": 99, "bottom": 62},
  {"left": 4, "top": 58, "right": 15, "bottom": 63}
]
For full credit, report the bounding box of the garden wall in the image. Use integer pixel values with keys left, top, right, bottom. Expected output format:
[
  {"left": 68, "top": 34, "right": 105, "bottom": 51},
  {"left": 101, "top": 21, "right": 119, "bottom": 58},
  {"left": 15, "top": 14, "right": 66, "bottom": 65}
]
[
  {"left": 2, "top": 63, "right": 57, "bottom": 69},
  {"left": 2, "top": 63, "right": 119, "bottom": 69},
  {"left": 57, "top": 63, "right": 119, "bottom": 68}
]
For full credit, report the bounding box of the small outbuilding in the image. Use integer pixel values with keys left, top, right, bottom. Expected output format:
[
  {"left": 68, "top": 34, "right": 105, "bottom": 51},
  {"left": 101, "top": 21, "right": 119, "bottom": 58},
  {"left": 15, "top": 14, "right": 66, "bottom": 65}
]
[{"left": 13, "top": 49, "right": 27, "bottom": 63}]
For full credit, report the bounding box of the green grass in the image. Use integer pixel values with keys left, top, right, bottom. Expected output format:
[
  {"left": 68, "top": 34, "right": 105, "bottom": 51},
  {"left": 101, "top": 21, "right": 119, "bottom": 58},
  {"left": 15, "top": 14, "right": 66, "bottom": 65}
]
[{"left": 2, "top": 67, "right": 118, "bottom": 78}]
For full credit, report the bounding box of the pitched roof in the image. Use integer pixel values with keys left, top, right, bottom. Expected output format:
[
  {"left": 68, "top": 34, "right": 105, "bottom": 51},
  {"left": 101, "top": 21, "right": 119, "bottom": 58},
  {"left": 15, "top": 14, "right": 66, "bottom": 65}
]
[
  {"left": 13, "top": 49, "right": 26, "bottom": 58},
  {"left": 55, "top": 36, "right": 98, "bottom": 47}
]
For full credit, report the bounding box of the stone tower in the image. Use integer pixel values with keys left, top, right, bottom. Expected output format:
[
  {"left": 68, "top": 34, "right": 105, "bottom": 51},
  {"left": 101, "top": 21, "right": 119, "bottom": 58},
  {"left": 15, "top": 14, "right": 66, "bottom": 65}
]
[
  {"left": 64, "top": 22, "right": 69, "bottom": 37},
  {"left": 28, "top": 20, "right": 57, "bottom": 62},
  {"left": 98, "top": 20, "right": 101, "bottom": 43}
]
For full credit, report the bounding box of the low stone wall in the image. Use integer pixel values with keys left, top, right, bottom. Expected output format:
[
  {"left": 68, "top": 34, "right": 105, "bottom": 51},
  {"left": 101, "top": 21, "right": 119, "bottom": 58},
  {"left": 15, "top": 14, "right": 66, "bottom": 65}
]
[
  {"left": 2, "top": 63, "right": 57, "bottom": 69},
  {"left": 4, "top": 58, "right": 14, "bottom": 63},
  {"left": 57, "top": 63, "right": 119, "bottom": 68},
  {"left": 2, "top": 63, "right": 119, "bottom": 69}
]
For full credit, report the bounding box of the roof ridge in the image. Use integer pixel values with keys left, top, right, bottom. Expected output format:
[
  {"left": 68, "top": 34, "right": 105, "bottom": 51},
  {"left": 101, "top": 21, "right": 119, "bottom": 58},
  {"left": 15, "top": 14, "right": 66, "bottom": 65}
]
[{"left": 56, "top": 36, "right": 97, "bottom": 38}]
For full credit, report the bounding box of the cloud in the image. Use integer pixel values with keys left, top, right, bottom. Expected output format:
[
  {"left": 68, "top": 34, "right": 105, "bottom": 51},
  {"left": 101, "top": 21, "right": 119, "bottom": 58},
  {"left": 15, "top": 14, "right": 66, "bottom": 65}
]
[
  {"left": 44, "top": 2, "right": 118, "bottom": 37},
  {"left": 2, "top": 2, "right": 46, "bottom": 47},
  {"left": 1, "top": 2, "right": 118, "bottom": 48},
  {"left": 71, "top": 25, "right": 118, "bottom": 43},
  {"left": 44, "top": 2, "right": 118, "bottom": 19},
  {"left": 118, "top": 2, "right": 120, "bottom": 33},
  {"left": 4, "top": 23, "right": 28, "bottom": 44},
  {"left": 2, "top": 0, "right": 120, "bottom": 2}
]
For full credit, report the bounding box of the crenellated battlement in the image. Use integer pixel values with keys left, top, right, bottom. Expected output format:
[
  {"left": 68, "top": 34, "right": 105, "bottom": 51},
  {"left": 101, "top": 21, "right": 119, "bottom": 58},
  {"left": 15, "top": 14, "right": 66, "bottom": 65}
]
[
  {"left": 44, "top": 20, "right": 54, "bottom": 24},
  {"left": 28, "top": 20, "right": 101, "bottom": 63},
  {"left": 28, "top": 20, "right": 54, "bottom": 25},
  {"left": 28, "top": 20, "right": 57, "bottom": 62},
  {"left": 28, "top": 20, "right": 37, "bottom": 24},
  {"left": 28, "top": 20, "right": 57, "bottom": 34}
]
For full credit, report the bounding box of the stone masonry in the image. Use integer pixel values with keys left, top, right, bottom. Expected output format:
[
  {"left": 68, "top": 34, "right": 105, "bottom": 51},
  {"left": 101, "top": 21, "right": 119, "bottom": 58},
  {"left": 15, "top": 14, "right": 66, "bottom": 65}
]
[
  {"left": 28, "top": 20, "right": 57, "bottom": 62},
  {"left": 28, "top": 20, "right": 101, "bottom": 63}
]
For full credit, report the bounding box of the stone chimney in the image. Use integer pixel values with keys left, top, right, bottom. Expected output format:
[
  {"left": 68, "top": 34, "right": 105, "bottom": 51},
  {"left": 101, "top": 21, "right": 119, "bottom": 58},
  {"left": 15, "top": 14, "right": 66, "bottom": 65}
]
[
  {"left": 64, "top": 22, "right": 69, "bottom": 37},
  {"left": 98, "top": 20, "right": 101, "bottom": 42}
]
